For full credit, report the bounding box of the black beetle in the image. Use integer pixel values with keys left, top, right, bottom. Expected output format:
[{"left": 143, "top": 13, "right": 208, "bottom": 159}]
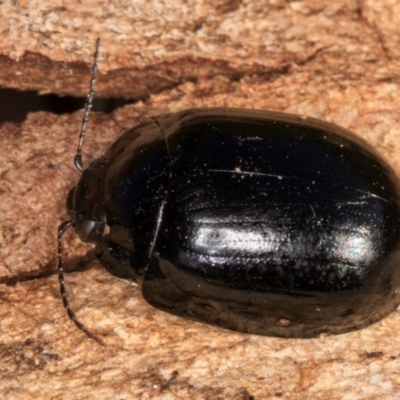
[{"left": 58, "top": 40, "right": 400, "bottom": 344}]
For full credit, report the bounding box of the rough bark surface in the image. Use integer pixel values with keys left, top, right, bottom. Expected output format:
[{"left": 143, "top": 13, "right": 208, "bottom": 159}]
[{"left": 1, "top": 0, "right": 400, "bottom": 399}]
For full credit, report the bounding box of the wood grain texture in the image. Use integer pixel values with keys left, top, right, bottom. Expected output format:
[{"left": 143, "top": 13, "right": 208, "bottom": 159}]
[{"left": 1, "top": 0, "right": 400, "bottom": 398}]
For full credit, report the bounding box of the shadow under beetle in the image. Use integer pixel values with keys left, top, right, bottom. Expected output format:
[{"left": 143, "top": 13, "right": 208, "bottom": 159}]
[{"left": 58, "top": 39, "right": 400, "bottom": 345}]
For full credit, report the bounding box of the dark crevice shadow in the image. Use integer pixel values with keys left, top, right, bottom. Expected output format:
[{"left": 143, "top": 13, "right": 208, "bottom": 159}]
[
  {"left": 0, "top": 250, "right": 98, "bottom": 286},
  {"left": 0, "top": 88, "right": 135, "bottom": 123}
]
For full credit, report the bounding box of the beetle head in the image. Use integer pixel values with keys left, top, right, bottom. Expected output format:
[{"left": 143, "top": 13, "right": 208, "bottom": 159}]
[{"left": 67, "top": 157, "right": 107, "bottom": 243}]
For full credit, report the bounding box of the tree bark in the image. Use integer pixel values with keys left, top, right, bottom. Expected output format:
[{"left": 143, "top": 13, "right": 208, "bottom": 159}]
[{"left": 1, "top": 0, "right": 400, "bottom": 398}]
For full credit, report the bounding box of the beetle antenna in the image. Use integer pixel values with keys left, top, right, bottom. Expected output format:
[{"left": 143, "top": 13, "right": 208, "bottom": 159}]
[
  {"left": 57, "top": 220, "right": 106, "bottom": 346},
  {"left": 74, "top": 38, "right": 100, "bottom": 172}
]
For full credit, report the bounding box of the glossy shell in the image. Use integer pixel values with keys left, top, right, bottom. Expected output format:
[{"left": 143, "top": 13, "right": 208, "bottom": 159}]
[{"left": 69, "top": 108, "right": 400, "bottom": 338}]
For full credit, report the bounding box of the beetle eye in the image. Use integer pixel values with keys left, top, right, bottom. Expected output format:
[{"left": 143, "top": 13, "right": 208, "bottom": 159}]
[{"left": 76, "top": 218, "right": 103, "bottom": 243}]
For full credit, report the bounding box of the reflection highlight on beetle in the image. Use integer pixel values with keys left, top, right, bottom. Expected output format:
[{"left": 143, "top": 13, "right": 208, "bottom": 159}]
[
  {"left": 333, "top": 225, "right": 376, "bottom": 265},
  {"left": 194, "top": 226, "right": 271, "bottom": 253},
  {"left": 193, "top": 222, "right": 376, "bottom": 265}
]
